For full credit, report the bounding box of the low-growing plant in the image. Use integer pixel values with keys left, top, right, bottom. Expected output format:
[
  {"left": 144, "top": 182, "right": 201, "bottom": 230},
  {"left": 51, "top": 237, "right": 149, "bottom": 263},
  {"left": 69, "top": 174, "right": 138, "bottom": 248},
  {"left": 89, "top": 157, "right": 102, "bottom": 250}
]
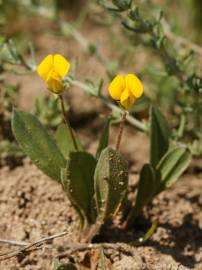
[{"left": 12, "top": 54, "right": 191, "bottom": 243}]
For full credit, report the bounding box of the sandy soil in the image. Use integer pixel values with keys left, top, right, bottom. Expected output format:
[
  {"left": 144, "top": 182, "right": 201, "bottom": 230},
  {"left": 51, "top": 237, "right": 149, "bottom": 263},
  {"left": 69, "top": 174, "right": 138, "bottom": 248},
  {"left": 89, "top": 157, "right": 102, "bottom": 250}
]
[{"left": 0, "top": 157, "right": 202, "bottom": 269}]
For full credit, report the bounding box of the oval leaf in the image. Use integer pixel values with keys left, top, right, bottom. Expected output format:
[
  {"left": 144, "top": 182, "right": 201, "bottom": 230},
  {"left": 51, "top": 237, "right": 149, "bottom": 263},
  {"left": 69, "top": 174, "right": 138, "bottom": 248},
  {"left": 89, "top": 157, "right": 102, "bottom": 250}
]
[
  {"left": 150, "top": 106, "right": 170, "bottom": 168},
  {"left": 156, "top": 146, "right": 191, "bottom": 193},
  {"left": 61, "top": 152, "right": 96, "bottom": 225},
  {"left": 96, "top": 117, "right": 110, "bottom": 160},
  {"left": 134, "top": 164, "right": 156, "bottom": 215},
  {"left": 56, "top": 123, "right": 83, "bottom": 159},
  {"left": 12, "top": 109, "right": 66, "bottom": 182},
  {"left": 125, "top": 164, "right": 156, "bottom": 228},
  {"left": 94, "top": 147, "right": 128, "bottom": 219}
]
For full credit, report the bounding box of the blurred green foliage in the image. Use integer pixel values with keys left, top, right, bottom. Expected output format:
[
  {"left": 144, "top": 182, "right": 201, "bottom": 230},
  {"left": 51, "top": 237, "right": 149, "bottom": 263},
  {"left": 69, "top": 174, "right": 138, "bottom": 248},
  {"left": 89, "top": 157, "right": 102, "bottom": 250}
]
[
  {"left": 0, "top": 0, "right": 57, "bottom": 22},
  {"left": 0, "top": 83, "right": 23, "bottom": 166},
  {"left": 34, "top": 95, "right": 69, "bottom": 130}
]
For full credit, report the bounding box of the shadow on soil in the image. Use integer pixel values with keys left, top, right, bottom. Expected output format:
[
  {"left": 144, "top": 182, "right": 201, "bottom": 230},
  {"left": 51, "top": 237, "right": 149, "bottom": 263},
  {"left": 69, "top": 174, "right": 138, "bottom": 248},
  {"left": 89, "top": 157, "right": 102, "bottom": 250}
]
[
  {"left": 148, "top": 213, "right": 202, "bottom": 269},
  {"left": 95, "top": 190, "right": 202, "bottom": 269}
]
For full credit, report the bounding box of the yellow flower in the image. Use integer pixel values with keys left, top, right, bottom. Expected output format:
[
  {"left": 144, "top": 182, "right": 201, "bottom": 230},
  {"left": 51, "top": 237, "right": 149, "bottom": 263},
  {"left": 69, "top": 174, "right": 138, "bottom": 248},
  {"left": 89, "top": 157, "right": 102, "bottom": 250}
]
[
  {"left": 109, "top": 74, "right": 143, "bottom": 110},
  {"left": 37, "top": 54, "right": 70, "bottom": 94}
]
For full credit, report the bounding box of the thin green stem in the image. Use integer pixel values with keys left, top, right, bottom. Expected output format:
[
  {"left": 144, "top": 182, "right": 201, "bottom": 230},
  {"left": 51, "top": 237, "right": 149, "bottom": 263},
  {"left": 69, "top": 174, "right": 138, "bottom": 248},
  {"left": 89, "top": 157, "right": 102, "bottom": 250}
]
[{"left": 59, "top": 95, "right": 78, "bottom": 151}]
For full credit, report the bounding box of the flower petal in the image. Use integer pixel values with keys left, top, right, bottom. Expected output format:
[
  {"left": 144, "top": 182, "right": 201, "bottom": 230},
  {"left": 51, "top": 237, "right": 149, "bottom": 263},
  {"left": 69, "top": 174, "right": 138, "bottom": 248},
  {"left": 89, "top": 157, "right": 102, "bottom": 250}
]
[
  {"left": 120, "top": 88, "right": 129, "bottom": 102},
  {"left": 109, "top": 75, "right": 125, "bottom": 100},
  {"left": 47, "top": 78, "right": 64, "bottom": 94},
  {"left": 120, "top": 89, "right": 135, "bottom": 110},
  {"left": 126, "top": 74, "right": 143, "bottom": 98},
  {"left": 53, "top": 54, "right": 70, "bottom": 78},
  {"left": 37, "top": 54, "right": 54, "bottom": 80}
]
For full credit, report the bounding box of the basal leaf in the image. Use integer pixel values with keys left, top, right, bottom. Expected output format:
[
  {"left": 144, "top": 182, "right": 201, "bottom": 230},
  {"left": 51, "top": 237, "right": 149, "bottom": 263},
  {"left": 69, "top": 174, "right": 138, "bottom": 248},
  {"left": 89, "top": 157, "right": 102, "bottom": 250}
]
[
  {"left": 56, "top": 123, "right": 83, "bottom": 159},
  {"left": 61, "top": 152, "right": 97, "bottom": 225},
  {"left": 12, "top": 109, "right": 65, "bottom": 182},
  {"left": 96, "top": 117, "right": 110, "bottom": 160},
  {"left": 150, "top": 106, "right": 170, "bottom": 168},
  {"left": 94, "top": 147, "right": 128, "bottom": 219},
  {"left": 125, "top": 164, "right": 156, "bottom": 227},
  {"left": 133, "top": 164, "right": 156, "bottom": 216},
  {"left": 156, "top": 146, "right": 191, "bottom": 194}
]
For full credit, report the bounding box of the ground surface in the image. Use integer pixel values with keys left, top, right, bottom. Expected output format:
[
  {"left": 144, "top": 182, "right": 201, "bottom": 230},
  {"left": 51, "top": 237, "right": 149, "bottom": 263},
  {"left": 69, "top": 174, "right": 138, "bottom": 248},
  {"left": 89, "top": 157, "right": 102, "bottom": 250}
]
[
  {"left": 1, "top": 3, "right": 202, "bottom": 270},
  {"left": 0, "top": 157, "right": 202, "bottom": 270}
]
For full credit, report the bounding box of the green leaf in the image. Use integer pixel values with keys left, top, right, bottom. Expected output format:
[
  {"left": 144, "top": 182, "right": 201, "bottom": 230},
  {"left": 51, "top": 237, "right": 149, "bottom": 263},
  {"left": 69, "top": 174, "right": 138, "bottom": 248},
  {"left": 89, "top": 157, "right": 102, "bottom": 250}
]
[
  {"left": 61, "top": 152, "right": 96, "bottom": 225},
  {"left": 96, "top": 118, "right": 110, "bottom": 160},
  {"left": 125, "top": 164, "right": 156, "bottom": 227},
  {"left": 56, "top": 123, "right": 83, "bottom": 159},
  {"left": 150, "top": 106, "right": 170, "bottom": 168},
  {"left": 12, "top": 109, "right": 66, "bottom": 182},
  {"left": 94, "top": 147, "right": 128, "bottom": 219},
  {"left": 134, "top": 164, "right": 156, "bottom": 216},
  {"left": 156, "top": 146, "right": 191, "bottom": 194},
  {"left": 61, "top": 168, "right": 85, "bottom": 227}
]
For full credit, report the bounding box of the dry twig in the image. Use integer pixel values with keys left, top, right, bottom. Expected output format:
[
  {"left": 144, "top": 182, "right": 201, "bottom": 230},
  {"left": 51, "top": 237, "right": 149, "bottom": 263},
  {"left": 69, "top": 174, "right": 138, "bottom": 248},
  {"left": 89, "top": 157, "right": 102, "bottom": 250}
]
[
  {"left": 0, "top": 232, "right": 135, "bottom": 262},
  {"left": 0, "top": 231, "right": 68, "bottom": 262},
  {"left": 56, "top": 242, "right": 134, "bottom": 260}
]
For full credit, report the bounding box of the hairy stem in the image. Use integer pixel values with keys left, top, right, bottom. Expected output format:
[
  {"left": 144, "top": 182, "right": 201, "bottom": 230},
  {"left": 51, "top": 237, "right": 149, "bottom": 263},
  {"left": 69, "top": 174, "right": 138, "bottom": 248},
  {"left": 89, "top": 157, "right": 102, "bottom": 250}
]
[{"left": 116, "top": 111, "right": 127, "bottom": 151}]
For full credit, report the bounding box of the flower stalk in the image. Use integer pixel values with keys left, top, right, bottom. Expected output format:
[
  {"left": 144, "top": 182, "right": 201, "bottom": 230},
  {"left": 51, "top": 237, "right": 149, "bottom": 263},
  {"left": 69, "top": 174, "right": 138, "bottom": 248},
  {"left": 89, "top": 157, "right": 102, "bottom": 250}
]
[
  {"left": 59, "top": 95, "right": 78, "bottom": 151},
  {"left": 116, "top": 111, "right": 127, "bottom": 150}
]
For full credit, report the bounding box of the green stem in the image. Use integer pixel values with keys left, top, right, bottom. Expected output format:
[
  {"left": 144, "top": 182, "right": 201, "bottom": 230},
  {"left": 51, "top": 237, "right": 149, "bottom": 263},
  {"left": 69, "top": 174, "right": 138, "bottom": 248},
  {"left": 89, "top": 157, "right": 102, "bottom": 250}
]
[{"left": 59, "top": 95, "right": 78, "bottom": 151}]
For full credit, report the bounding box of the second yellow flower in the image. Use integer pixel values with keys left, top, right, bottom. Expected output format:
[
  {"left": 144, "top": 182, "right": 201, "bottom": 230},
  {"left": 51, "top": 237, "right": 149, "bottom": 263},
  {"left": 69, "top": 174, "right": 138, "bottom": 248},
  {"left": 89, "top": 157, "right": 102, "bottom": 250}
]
[{"left": 109, "top": 74, "right": 143, "bottom": 110}]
